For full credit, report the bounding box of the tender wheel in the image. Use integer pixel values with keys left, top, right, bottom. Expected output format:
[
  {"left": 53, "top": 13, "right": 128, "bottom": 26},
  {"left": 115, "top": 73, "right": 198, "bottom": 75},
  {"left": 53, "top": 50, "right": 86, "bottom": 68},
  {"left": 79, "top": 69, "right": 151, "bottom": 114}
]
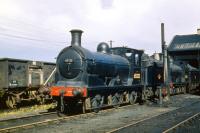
[
  {"left": 143, "top": 88, "right": 153, "bottom": 100},
  {"left": 142, "top": 90, "right": 148, "bottom": 101},
  {"left": 5, "top": 95, "right": 16, "bottom": 109},
  {"left": 129, "top": 91, "right": 137, "bottom": 105}
]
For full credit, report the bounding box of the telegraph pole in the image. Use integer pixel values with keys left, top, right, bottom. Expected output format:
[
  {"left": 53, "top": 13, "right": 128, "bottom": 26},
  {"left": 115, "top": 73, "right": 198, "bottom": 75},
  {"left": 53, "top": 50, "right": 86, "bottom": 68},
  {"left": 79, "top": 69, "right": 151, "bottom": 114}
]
[{"left": 161, "top": 23, "right": 170, "bottom": 101}]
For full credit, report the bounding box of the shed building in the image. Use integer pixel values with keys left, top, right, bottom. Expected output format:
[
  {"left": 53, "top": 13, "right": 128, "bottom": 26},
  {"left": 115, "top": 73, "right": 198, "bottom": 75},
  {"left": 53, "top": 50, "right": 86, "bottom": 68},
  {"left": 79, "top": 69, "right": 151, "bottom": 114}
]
[{"left": 168, "top": 29, "right": 200, "bottom": 68}]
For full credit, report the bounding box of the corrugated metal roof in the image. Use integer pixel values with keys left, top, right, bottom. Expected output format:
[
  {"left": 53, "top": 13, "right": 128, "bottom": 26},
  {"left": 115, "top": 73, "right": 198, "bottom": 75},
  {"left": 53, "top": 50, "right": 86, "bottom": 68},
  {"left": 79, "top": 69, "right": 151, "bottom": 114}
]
[{"left": 168, "top": 34, "right": 200, "bottom": 51}]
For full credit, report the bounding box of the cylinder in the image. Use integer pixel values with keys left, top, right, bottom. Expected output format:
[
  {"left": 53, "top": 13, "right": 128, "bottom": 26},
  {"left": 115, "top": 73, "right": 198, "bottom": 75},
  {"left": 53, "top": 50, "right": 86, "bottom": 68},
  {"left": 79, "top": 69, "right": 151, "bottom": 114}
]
[{"left": 70, "top": 29, "right": 83, "bottom": 46}]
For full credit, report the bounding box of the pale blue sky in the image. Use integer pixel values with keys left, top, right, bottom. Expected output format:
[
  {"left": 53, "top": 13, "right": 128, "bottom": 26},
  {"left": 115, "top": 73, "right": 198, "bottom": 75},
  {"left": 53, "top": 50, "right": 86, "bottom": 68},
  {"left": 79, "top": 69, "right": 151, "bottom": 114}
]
[{"left": 0, "top": 0, "right": 200, "bottom": 62}]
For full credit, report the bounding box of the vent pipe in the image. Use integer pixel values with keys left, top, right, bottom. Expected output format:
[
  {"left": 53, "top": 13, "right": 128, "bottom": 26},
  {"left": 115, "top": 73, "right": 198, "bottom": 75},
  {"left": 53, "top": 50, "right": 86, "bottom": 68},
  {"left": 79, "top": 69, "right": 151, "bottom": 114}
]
[{"left": 70, "top": 29, "right": 83, "bottom": 46}]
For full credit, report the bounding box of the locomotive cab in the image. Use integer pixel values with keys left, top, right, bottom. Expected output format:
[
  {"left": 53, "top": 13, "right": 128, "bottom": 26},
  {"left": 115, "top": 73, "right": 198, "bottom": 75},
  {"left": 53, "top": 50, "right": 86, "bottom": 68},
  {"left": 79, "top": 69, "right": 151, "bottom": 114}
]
[{"left": 110, "top": 47, "right": 144, "bottom": 85}]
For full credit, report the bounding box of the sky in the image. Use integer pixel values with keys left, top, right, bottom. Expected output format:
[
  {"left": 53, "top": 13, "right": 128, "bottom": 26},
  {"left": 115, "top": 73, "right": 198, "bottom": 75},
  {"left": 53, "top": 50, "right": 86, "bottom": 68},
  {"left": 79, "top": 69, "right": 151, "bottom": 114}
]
[{"left": 0, "top": 0, "right": 200, "bottom": 62}]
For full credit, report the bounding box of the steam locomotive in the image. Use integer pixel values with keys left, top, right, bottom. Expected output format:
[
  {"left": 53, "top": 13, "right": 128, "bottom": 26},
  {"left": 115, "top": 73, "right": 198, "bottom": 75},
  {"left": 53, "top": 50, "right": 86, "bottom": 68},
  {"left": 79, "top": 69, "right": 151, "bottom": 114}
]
[
  {"left": 141, "top": 56, "right": 185, "bottom": 98},
  {"left": 50, "top": 30, "right": 144, "bottom": 113},
  {"left": 50, "top": 29, "right": 200, "bottom": 114},
  {"left": 142, "top": 55, "right": 200, "bottom": 98}
]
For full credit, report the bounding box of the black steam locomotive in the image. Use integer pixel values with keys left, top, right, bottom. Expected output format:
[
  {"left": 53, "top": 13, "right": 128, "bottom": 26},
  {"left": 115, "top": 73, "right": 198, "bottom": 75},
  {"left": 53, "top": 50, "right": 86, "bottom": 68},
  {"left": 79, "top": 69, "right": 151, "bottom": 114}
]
[
  {"left": 141, "top": 56, "right": 185, "bottom": 98},
  {"left": 50, "top": 30, "right": 144, "bottom": 113},
  {"left": 141, "top": 55, "right": 200, "bottom": 98}
]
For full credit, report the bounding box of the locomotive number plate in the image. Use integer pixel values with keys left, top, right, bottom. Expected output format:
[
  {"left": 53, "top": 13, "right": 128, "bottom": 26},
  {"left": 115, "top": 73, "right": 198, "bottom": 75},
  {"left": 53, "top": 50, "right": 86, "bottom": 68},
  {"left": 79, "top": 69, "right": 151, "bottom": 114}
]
[{"left": 133, "top": 73, "right": 140, "bottom": 79}]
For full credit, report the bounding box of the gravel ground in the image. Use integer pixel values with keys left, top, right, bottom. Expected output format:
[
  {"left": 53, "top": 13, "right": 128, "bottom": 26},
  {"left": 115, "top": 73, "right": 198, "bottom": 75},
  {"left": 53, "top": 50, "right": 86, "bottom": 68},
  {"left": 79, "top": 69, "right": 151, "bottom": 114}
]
[
  {"left": 0, "top": 104, "right": 55, "bottom": 121},
  {"left": 15, "top": 94, "right": 200, "bottom": 133}
]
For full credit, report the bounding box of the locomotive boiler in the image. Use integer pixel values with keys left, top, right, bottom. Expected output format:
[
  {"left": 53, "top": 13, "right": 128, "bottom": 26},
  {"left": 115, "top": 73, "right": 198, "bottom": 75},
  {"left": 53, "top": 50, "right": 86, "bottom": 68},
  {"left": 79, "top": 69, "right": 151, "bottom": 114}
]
[{"left": 51, "top": 30, "right": 143, "bottom": 114}]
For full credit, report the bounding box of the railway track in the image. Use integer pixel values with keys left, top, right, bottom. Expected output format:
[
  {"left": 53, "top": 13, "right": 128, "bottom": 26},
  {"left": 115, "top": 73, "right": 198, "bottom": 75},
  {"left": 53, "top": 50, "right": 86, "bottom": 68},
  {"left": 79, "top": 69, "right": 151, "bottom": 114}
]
[
  {"left": 0, "top": 104, "right": 135, "bottom": 133},
  {"left": 106, "top": 101, "right": 200, "bottom": 133},
  {"left": 163, "top": 112, "right": 200, "bottom": 133},
  {"left": 2, "top": 100, "right": 200, "bottom": 133},
  {"left": 0, "top": 112, "right": 57, "bottom": 132}
]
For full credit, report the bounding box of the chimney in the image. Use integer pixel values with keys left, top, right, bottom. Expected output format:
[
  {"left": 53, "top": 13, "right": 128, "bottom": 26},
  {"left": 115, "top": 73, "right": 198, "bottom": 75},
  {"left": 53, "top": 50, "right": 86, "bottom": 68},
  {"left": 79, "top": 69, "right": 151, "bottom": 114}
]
[
  {"left": 70, "top": 29, "right": 83, "bottom": 46},
  {"left": 197, "top": 28, "right": 200, "bottom": 35}
]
